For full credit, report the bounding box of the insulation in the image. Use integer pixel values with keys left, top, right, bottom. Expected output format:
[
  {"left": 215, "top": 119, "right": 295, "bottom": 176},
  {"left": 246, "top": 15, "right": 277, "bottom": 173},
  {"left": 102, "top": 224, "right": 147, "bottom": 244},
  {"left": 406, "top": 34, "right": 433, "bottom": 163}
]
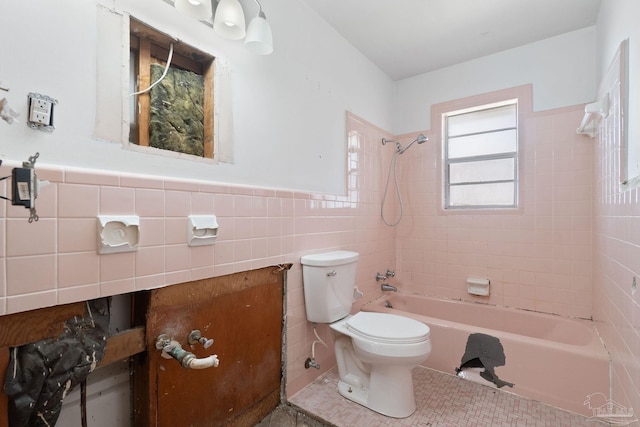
[{"left": 3, "top": 298, "right": 110, "bottom": 427}]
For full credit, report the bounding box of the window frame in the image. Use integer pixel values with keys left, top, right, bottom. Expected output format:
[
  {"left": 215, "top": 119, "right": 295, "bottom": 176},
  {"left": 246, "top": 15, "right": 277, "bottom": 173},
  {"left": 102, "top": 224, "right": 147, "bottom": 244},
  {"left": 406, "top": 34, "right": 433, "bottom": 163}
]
[
  {"left": 129, "top": 19, "right": 215, "bottom": 158},
  {"left": 443, "top": 100, "right": 519, "bottom": 210}
]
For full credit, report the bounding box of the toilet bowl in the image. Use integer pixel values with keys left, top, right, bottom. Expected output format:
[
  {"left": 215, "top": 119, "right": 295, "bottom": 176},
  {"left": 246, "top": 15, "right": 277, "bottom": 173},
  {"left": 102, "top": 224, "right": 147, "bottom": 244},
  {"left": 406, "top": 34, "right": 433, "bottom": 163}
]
[
  {"left": 300, "top": 251, "right": 431, "bottom": 418},
  {"left": 330, "top": 312, "right": 431, "bottom": 418}
]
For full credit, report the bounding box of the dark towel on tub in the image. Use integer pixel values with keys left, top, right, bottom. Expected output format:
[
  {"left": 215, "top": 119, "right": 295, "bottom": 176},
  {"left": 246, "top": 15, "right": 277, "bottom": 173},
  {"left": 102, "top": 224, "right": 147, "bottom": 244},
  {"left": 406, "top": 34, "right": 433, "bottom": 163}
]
[{"left": 456, "top": 333, "right": 514, "bottom": 388}]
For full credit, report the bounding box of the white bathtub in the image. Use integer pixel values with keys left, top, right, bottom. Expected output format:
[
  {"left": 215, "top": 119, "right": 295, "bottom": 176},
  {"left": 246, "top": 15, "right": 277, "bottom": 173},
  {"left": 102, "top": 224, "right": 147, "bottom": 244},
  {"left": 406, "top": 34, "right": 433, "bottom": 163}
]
[{"left": 362, "top": 293, "right": 609, "bottom": 416}]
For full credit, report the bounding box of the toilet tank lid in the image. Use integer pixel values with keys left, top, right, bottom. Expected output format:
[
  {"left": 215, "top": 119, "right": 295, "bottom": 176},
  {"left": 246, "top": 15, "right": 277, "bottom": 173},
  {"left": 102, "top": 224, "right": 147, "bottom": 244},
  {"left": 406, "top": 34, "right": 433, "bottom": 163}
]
[{"left": 300, "top": 250, "right": 359, "bottom": 267}]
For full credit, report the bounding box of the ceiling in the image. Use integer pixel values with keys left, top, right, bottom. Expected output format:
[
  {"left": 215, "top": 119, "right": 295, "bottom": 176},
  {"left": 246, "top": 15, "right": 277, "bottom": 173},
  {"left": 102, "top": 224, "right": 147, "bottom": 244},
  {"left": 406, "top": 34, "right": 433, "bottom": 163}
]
[{"left": 298, "top": 0, "right": 602, "bottom": 81}]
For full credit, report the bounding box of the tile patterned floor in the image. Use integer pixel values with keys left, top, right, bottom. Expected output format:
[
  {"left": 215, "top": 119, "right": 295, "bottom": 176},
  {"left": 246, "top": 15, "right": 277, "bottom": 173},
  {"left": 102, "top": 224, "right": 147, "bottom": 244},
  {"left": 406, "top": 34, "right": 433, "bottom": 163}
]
[{"left": 288, "top": 367, "right": 605, "bottom": 427}]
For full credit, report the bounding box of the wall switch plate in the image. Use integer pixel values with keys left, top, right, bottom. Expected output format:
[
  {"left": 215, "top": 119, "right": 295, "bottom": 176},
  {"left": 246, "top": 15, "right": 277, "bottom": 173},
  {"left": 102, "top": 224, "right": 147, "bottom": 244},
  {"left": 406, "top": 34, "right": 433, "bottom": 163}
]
[{"left": 27, "top": 92, "right": 57, "bottom": 131}]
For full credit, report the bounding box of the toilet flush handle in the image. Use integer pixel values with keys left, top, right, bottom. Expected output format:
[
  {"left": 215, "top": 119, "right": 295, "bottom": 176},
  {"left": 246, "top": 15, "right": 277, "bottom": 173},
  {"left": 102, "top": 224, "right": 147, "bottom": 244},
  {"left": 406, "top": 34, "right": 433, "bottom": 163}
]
[{"left": 327, "top": 270, "right": 337, "bottom": 277}]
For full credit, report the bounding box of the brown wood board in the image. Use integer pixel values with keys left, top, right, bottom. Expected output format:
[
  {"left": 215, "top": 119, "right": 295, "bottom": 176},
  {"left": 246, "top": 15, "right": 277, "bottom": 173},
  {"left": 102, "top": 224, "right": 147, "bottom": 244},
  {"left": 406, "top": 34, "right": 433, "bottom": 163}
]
[{"left": 142, "top": 266, "right": 285, "bottom": 427}]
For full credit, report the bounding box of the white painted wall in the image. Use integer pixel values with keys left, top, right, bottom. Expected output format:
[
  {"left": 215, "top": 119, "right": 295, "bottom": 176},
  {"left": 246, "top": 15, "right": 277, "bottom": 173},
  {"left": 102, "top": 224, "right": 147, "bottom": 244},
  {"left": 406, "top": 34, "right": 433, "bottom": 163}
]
[
  {"left": 392, "top": 27, "right": 597, "bottom": 134},
  {"left": 0, "top": 0, "right": 394, "bottom": 195}
]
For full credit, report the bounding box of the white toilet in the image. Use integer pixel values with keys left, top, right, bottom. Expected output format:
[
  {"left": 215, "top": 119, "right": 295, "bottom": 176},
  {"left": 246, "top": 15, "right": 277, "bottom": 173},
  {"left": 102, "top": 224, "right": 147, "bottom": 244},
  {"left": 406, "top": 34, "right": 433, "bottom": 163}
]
[{"left": 300, "top": 250, "right": 431, "bottom": 418}]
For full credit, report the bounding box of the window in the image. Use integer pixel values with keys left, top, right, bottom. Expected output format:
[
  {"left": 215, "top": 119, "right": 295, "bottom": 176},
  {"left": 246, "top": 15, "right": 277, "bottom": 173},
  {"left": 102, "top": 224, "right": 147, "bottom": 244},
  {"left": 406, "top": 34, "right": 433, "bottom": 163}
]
[
  {"left": 443, "top": 100, "right": 518, "bottom": 209},
  {"left": 129, "top": 19, "right": 214, "bottom": 158}
]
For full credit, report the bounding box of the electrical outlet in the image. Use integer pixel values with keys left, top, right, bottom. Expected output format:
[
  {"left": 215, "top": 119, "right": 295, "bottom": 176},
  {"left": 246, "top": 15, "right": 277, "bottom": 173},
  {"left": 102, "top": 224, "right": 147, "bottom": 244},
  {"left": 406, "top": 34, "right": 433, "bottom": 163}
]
[
  {"left": 29, "top": 98, "right": 52, "bottom": 124},
  {"left": 27, "top": 92, "right": 57, "bottom": 131}
]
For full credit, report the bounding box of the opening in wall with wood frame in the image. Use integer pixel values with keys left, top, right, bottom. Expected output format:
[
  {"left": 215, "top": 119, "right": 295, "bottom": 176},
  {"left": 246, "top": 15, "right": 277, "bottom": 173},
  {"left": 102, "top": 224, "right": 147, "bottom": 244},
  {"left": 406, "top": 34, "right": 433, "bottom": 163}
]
[{"left": 130, "top": 19, "right": 215, "bottom": 158}]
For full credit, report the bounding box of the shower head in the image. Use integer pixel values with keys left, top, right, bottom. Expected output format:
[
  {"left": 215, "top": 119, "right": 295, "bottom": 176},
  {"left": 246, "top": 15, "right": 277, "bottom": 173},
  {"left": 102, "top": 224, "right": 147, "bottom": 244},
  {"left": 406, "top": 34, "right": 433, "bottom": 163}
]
[{"left": 397, "top": 134, "right": 428, "bottom": 154}]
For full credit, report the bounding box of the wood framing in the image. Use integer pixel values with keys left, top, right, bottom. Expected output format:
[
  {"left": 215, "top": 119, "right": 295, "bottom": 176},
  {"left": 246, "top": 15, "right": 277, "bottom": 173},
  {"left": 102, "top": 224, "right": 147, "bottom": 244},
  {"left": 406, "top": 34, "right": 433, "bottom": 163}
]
[
  {"left": 130, "top": 18, "right": 215, "bottom": 158},
  {"left": 0, "top": 301, "right": 147, "bottom": 427}
]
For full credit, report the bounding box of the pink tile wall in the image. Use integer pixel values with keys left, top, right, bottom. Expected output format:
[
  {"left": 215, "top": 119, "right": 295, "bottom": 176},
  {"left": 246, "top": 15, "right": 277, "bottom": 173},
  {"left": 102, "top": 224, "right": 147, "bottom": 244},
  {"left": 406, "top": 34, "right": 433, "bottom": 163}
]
[
  {"left": 592, "top": 45, "right": 640, "bottom": 415},
  {"left": 396, "top": 85, "right": 594, "bottom": 319},
  {"left": 0, "top": 112, "right": 397, "bottom": 398}
]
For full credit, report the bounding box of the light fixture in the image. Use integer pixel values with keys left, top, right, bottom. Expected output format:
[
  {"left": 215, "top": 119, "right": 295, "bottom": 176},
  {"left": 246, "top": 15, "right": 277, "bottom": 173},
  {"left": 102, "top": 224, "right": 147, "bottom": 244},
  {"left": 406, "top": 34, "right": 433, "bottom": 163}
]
[
  {"left": 174, "top": 0, "right": 213, "bottom": 20},
  {"left": 245, "top": 0, "right": 273, "bottom": 55},
  {"left": 213, "top": 0, "right": 246, "bottom": 40}
]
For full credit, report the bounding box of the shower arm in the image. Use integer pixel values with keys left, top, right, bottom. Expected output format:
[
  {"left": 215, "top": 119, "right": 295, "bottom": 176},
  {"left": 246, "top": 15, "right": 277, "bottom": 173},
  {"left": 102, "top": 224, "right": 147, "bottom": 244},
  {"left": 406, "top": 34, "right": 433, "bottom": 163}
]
[{"left": 381, "top": 134, "right": 428, "bottom": 154}]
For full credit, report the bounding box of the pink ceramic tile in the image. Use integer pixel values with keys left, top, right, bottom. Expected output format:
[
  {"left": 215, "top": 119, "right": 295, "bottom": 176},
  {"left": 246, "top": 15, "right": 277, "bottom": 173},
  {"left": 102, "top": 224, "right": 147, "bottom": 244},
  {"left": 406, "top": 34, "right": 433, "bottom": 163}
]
[
  {"left": 267, "top": 198, "right": 282, "bottom": 217},
  {"left": 234, "top": 195, "right": 253, "bottom": 217},
  {"left": 233, "top": 217, "right": 252, "bottom": 239},
  {"left": 213, "top": 263, "right": 234, "bottom": 277},
  {"left": 132, "top": 275, "right": 164, "bottom": 291},
  {"left": 252, "top": 196, "right": 268, "bottom": 217},
  {"left": 233, "top": 240, "right": 252, "bottom": 262},
  {"left": 6, "top": 218, "right": 56, "bottom": 257},
  {"left": 100, "top": 252, "right": 135, "bottom": 282},
  {"left": 100, "top": 186, "right": 135, "bottom": 214},
  {"left": 165, "top": 244, "right": 190, "bottom": 272},
  {"left": 213, "top": 241, "right": 233, "bottom": 265},
  {"left": 58, "top": 218, "right": 97, "bottom": 253},
  {"left": 58, "top": 284, "right": 100, "bottom": 305},
  {"left": 191, "top": 266, "right": 215, "bottom": 281},
  {"left": 165, "top": 270, "right": 191, "bottom": 286},
  {"left": 65, "top": 169, "right": 120, "bottom": 186},
  {"left": 138, "top": 218, "right": 165, "bottom": 247},
  {"left": 191, "top": 192, "right": 214, "bottom": 214},
  {"left": 232, "top": 260, "right": 252, "bottom": 273},
  {"left": 135, "top": 189, "right": 165, "bottom": 217},
  {"left": 164, "top": 178, "right": 197, "bottom": 191},
  {"left": 190, "top": 245, "right": 214, "bottom": 269},
  {"left": 251, "top": 238, "right": 268, "bottom": 260},
  {"left": 165, "top": 190, "right": 191, "bottom": 217},
  {"left": 102, "top": 278, "right": 137, "bottom": 296},
  {"left": 58, "top": 184, "right": 100, "bottom": 218},
  {"left": 5, "top": 203, "right": 38, "bottom": 221},
  {"left": 120, "top": 174, "right": 164, "bottom": 190},
  {"left": 135, "top": 246, "right": 165, "bottom": 276},
  {"left": 213, "top": 194, "right": 234, "bottom": 217},
  {"left": 229, "top": 185, "right": 254, "bottom": 196},
  {"left": 6, "top": 290, "right": 57, "bottom": 314},
  {"left": 252, "top": 218, "right": 268, "bottom": 239},
  {"left": 165, "top": 217, "right": 188, "bottom": 245},
  {"left": 58, "top": 252, "right": 100, "bottom": 288},
  {"left": 0, "top": 260, "right": 5, "bottom": 297},
  {"left": 6, "top": 255, "right": 56, "bottom": 295}
]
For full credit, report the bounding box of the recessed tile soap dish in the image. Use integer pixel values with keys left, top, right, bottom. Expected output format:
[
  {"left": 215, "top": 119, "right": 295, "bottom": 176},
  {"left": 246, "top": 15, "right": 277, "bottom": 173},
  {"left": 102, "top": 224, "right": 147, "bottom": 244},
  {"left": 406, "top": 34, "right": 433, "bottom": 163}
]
[
  {"left": 97, "top": 215, "right": 140, "bottom": 254},
  {"left": 188, "top": 215, "right": 219, "bottom": 246}
]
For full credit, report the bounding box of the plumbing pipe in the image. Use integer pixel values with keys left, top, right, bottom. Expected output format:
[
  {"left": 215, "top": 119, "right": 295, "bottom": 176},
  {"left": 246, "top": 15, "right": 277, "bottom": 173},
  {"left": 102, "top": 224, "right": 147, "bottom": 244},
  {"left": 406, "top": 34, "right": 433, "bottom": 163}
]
[
  {"left": 186, "top": 354, "right": 219, "bottom": 369},
  {"left": 156, "top": 335, "right": 219, "bottom": 369}
]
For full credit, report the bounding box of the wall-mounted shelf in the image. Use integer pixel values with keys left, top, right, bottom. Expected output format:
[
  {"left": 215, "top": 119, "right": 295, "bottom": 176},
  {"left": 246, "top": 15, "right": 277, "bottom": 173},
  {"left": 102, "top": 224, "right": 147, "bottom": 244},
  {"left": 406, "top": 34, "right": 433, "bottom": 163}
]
[
  {"left": 188, "top": 215, "right": 219, "bottom": 246},
  {"left": 576, "top": 94, "right": 609, "bottom": 138}
]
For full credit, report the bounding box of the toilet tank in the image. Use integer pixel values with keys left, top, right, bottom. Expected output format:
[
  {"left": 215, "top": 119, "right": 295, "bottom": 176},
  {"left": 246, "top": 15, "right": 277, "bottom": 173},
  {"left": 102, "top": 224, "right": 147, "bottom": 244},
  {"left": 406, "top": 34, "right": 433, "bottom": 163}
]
[{"left": 300, "top": 251, "right": 359, "bottom": 323}]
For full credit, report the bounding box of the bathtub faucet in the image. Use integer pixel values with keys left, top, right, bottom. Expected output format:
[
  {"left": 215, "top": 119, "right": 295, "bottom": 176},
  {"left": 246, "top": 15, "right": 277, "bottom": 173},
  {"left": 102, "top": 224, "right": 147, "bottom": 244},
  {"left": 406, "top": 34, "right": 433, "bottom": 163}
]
[
  {"left": 381, "top": 283, "right": 397, "bottom": 292},
  {"left": 375, "top": 270, "right": 395, "bottom": 281}
]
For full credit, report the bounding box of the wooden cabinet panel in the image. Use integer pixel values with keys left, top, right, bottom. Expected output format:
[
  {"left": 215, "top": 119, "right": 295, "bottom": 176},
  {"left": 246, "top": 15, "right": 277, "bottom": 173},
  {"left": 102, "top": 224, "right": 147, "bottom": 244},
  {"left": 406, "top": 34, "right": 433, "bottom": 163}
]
[{"left": 139, "top": 266, "right": 285, "bottom": 426}]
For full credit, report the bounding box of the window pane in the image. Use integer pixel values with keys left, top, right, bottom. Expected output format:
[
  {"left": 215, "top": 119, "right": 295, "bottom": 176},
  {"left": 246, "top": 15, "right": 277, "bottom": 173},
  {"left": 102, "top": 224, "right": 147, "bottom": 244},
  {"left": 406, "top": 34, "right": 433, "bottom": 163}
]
[
  {"left": 449, "top": 158, "right": 515, "bottom": 184},
  {"left": 448, "top": 104, "right": 516, "bottom": 137},
  {"left": 448, "top": 129, "right": 517, "bottom": 159},
  {"left": 449, "top": 182, "right": 515, "bottom": 207}
]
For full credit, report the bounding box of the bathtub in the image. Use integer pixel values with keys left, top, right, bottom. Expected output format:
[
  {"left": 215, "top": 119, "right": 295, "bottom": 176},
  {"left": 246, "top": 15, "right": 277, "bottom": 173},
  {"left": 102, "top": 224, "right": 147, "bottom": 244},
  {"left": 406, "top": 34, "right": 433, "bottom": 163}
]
[{"left": 362, "top": 293, "right": 609, "bottom": 416}]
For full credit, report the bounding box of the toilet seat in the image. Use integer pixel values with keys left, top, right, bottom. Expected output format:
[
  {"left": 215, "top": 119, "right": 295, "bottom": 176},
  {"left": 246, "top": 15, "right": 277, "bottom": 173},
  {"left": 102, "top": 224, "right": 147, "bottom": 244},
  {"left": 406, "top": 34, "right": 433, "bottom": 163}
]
[{"left": 345, "top": 312, "right": 430, "bottom": 344}]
